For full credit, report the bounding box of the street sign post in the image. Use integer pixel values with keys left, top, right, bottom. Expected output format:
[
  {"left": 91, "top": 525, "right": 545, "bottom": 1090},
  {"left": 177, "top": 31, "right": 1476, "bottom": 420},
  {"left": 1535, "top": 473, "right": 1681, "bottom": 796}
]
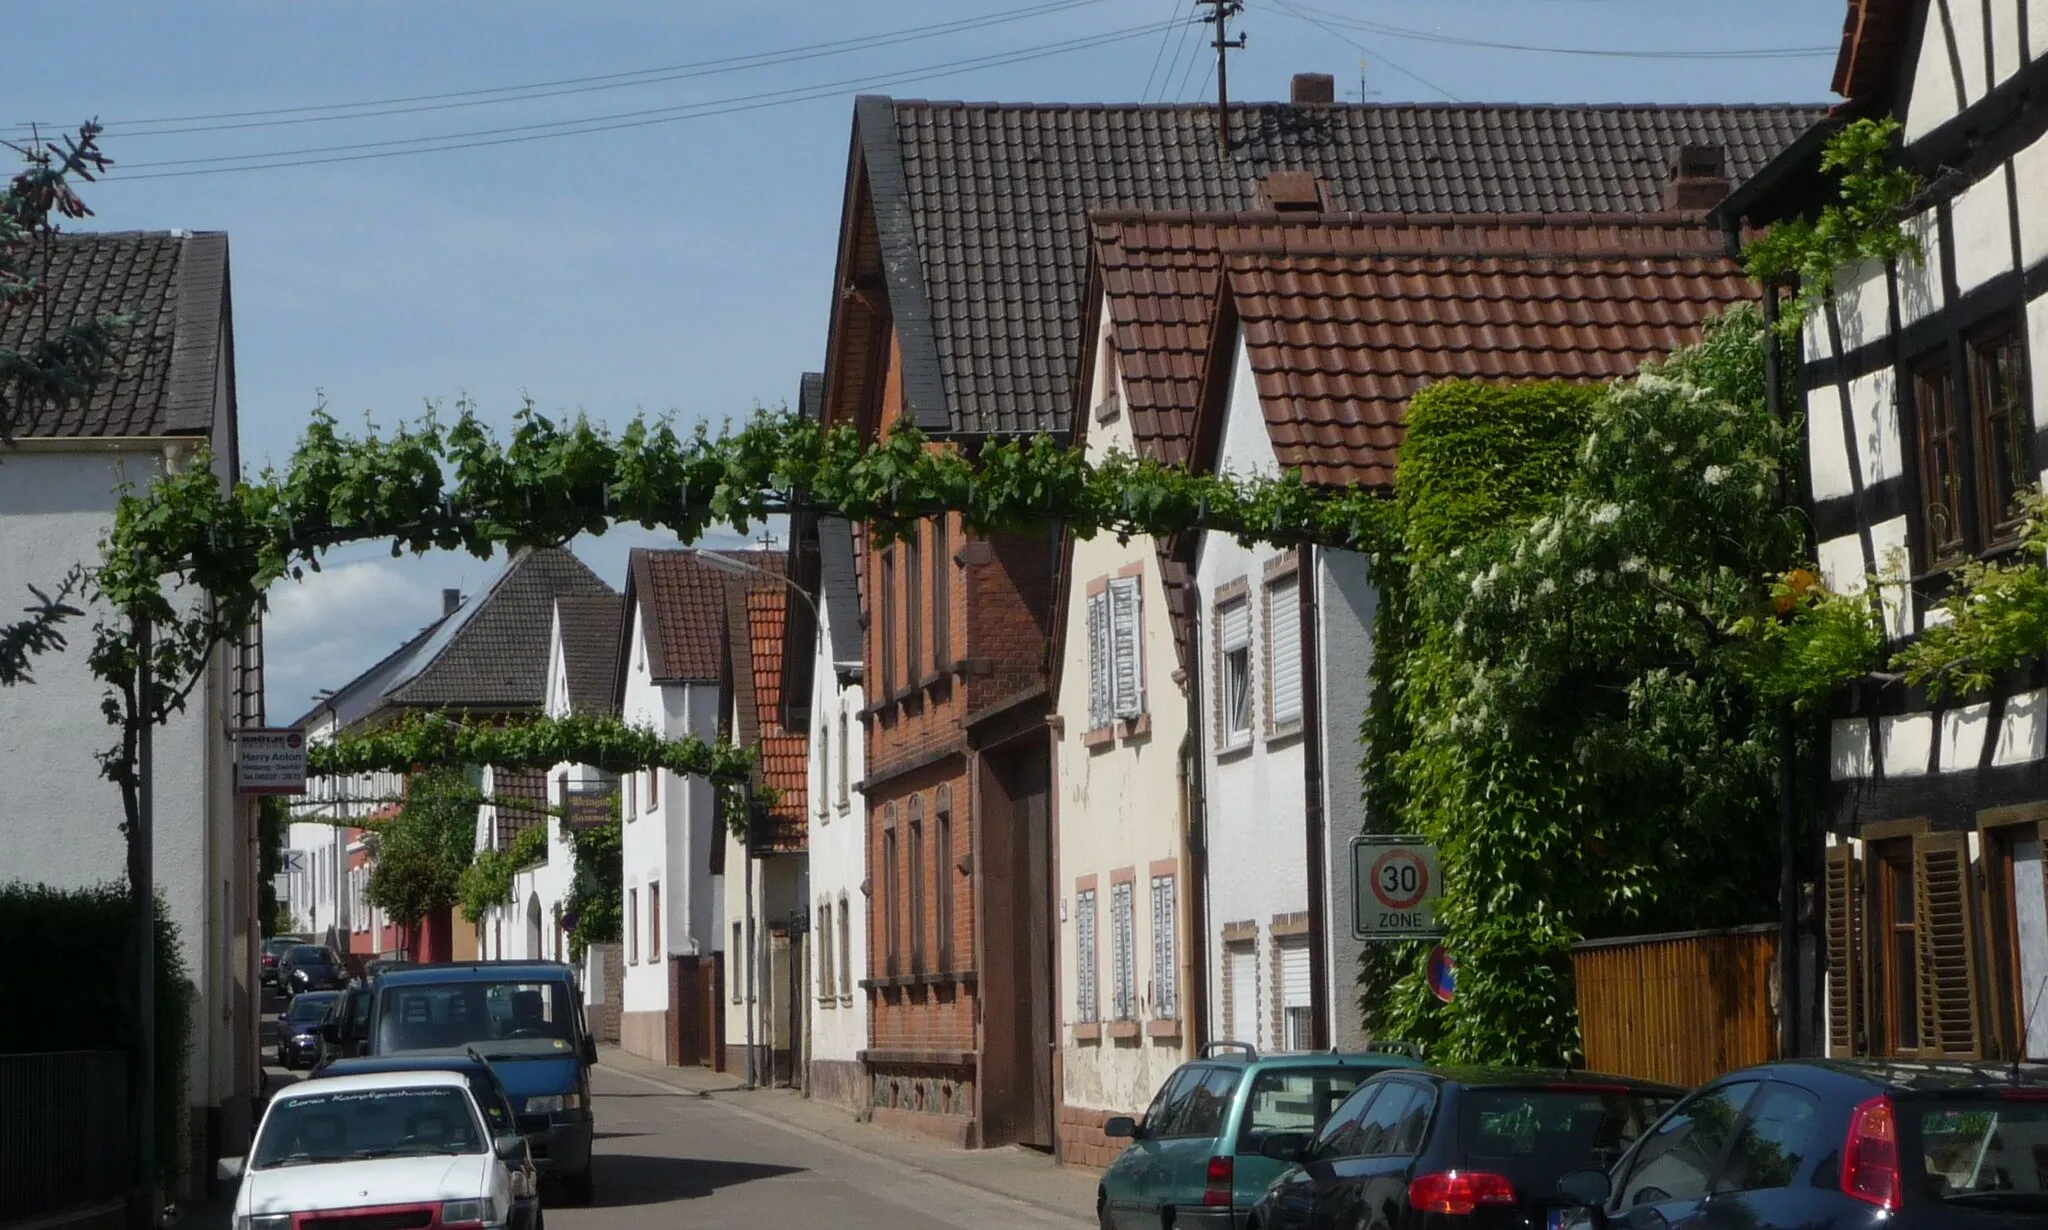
[
  {"left": 237, "top": 728, "right": 308, "bottom": 796},
  {"left": 1351, "top": 835, "right": 1444, "bottom": 940}
]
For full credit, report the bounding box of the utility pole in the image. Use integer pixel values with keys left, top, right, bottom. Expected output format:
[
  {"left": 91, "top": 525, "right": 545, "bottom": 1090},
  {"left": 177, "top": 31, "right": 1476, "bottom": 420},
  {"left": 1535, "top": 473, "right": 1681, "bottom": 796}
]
[
  {"left": 1201, "top": 0, "right": 1246, "bottom": 154},
  {"left": 130, "top": 615, "right": 157, "bottom": 1230}
]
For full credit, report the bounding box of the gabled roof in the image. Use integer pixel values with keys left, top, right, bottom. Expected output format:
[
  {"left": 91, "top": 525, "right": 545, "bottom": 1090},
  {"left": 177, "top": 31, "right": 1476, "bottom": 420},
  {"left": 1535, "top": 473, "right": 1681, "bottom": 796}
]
[
  {"left": 745, "top": 577, "right": 809, "bottom": 843},
  {"left": 382, "top": 547, "right": 613, "bottom": 711},
  {"left": 488, "top": 767, "right": 551, "bottom": 848},
  {"left": 624, "top": 549, "right": 777, "bottom": 684},
  {"left": 831, "top": 97, "right": 1825, "bottom": 439},
  {"left": 1089, "top": 211, "right": 1750, "bottom": 490},
  {"left": 552, "top": 595, "right": 623, "bottom": 717},
  {"left": 2, "top": 231, "right": 232, "bottom": 438},
  {"left": 290, "top": 608, "right": 457, "bottom": 730}
]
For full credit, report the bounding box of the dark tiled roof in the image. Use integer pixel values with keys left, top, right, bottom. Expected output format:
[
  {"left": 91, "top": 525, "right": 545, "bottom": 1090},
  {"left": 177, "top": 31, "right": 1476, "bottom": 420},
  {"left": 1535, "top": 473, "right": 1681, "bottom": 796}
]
[
  {"left": 490, "top": 768, "right": 551, "bottom": 848},
  {"left": 386, "top": 547, "right": 613, "bottom": 710},
  {"left": 857, "top": 97, "right": 1825, "bottom": 437},
  {"left": 554, "top": 595, "right": 623, "bottom": 717},
  {"left": 2, "top": 231, "right": 230, "bottom": 438}
]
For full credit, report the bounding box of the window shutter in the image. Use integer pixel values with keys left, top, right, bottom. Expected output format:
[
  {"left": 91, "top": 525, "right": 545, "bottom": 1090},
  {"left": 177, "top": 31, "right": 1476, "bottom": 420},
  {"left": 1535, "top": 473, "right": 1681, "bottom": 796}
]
[
  {"left": 1824, "top": 844, "right": 1862, "bottom": 1057},
  {"left": 1076, "top": 890, "right": 1098, "bottom": 1023},
  {"left": 1281, "top": 940, "right": 1311, "bottom": 1009},
  {"left": 1219, "top": 598, "right": 1251, "bottom": 648},
  {"left": 1112, "top": 882, "right": 1136, "bottom": 1020},
  {"left": 1152, "top": 876, "right": 1177, "bottom": 1019},
  {"left": 1111, "top": 577, "right": 1144, "bottom": 719},
  {"left": 1915, "top": 831, "right": 1983, "bottom": 1058},
  {"left": 1088, "top": 591, "right": 1111, "bottom": 730},
  {"left": 1268, "top": 578, "right": 1302, "bottom": 726}
]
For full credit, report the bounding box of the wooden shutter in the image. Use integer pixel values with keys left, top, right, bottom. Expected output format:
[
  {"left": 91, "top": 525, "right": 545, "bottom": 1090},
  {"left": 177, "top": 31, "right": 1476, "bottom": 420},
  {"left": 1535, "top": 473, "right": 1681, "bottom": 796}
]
[
  {"left": 1087, "top": 591, "right": 1111, "bottom": 729},
  {"left": 1076, "top": 890, "right": 1098, "bottom": 1023},
  {"left": 1112, "top": 882, "right": 1136, "bottom": 1020},
  {"left": 1825, "top": 844, "right": 1864, "bottom": 1057},
  {"left": 1110, "top": 577, "right": 1144, "bottom": 719},
  {"left": 1915, "top": 831, "right": 1984, "bottom": 1058},
  {"left": 1151, "top": 875, "right": 1177, "bottom": 1019}
]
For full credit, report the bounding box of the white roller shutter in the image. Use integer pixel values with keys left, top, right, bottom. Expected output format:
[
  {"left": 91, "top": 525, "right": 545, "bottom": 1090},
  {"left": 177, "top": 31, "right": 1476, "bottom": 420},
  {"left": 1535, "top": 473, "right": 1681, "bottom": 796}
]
[
  {"left": 1219, "top": 597, "right": 1251, "bottom": 649},
  {"left": 1281, "top": 940, "right": 1312, "bottom": 1051},
  {"left": 1268, "top": 578, "right": 1302, "bottom": 725}
]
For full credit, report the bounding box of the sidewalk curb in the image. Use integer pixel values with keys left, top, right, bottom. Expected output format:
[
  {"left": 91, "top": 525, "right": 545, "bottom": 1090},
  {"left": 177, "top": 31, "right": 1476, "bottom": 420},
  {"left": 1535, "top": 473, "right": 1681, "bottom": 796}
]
[{"left": 597, "top": 1057, "right": 1088, "bottom": 1225}]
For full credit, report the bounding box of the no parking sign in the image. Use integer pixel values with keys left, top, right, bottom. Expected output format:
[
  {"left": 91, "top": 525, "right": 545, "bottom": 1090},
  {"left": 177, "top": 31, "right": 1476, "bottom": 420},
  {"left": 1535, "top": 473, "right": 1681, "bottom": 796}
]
[{"left": 1350, "top": 835, "right": 1444, "bottom": 941}]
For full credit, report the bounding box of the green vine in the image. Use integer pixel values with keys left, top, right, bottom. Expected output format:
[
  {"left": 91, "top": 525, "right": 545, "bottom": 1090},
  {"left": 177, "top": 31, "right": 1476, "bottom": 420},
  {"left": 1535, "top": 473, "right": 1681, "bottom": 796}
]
[
  {"left": 308, "top": 711, "right": 754, "bottom": 782},
  {"left": 457, "top": 822, "right": 551, "bottom": 921},
  {"left": 1744, "top": 117, "right": 1923, "bottom": 332},
  {"left": 1893, "top": 490, "right": 2048, "bottom": 698},
  {"left": 563, "top": 815, "right": 622, "bottom": 960}
]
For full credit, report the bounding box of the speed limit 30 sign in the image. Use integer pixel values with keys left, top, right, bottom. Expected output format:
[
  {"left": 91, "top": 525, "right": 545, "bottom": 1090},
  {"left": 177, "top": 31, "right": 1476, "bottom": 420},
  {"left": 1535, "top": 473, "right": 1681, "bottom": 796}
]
[{"left": 1351, "top": 836, "right": 1444, "bottom": 941}]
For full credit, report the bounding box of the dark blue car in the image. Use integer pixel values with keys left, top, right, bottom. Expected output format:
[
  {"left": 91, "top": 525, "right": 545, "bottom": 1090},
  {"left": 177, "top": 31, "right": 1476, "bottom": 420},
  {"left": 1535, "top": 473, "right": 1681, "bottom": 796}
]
[{"left": 367, "top": 961, "right": 597, "bottom": 1204}]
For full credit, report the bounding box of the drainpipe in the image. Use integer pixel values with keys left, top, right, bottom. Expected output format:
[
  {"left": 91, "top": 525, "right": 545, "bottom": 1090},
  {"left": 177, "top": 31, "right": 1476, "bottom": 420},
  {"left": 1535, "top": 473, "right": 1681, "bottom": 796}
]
[
  {"left": 1299, "top": 545, "right": 1331, "bottom": 1050},
  {"left": 1180, "top": 629, "right": 1211, "bottom": 1052}
]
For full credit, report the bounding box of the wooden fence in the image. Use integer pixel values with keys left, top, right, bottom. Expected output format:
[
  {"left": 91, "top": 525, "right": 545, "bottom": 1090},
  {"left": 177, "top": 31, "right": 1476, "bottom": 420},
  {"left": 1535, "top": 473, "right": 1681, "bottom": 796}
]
[{"left": 1571, "top": 924, "right": 1778, "bottom": 1089}]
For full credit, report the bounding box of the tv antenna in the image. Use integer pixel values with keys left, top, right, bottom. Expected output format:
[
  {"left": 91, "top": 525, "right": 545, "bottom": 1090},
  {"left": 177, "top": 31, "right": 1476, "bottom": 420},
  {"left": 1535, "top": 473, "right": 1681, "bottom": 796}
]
[{"left": 1354, "top": 58, "right": 1382, "bottom": 103}]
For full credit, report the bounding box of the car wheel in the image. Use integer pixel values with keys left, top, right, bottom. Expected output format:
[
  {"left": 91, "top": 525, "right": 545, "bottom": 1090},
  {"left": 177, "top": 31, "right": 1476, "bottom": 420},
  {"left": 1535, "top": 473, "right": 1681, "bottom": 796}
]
[
  {"left": 1096, "top": 1190, "right": 1113, "bottom": 1230},
  {"left": 562, "top": 1168, "right": 594, "bottom": 1206}
]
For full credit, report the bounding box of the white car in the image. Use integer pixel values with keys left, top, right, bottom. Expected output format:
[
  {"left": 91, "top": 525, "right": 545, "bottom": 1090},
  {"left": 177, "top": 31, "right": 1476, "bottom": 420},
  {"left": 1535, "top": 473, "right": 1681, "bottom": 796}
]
[{"left": 220, "top": 1070, "right": 539, "bottom": 1230}]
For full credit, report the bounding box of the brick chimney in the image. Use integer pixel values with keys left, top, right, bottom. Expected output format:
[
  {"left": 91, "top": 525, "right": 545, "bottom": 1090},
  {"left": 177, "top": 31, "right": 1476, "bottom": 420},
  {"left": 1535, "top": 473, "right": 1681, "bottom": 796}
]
[
  {"left": 1258, "top": 169, "right": 1325, "bottom": 212},
  {"left": 1665, "top": 143, "right": 1730, "bottom": 211},
  {"left": 442, "top": 588, "right": 463, "bottom": 616},
  {"left": 1291, "top": 72, "right": 1336, "bottom": 105}
]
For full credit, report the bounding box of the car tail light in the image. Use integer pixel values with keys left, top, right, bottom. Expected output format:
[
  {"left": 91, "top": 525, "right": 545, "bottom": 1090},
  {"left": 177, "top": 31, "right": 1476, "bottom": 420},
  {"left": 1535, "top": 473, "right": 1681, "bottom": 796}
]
[
  {"left": 1203, "top": 1155, "right": 1233, "bottom": 1207},
  {"left": 1408, "top": 1171, "right": 1517, "bottom": 1215},
  {"left": 1842, "top": 1095, "right": 1901, "bottom": 1211}
]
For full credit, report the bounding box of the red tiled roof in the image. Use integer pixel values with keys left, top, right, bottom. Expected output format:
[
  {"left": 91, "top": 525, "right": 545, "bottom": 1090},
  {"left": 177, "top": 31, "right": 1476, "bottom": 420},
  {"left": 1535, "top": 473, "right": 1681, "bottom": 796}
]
[
  {"left": 630, "top": 549, "right": 778, "bottom": 682},
  {"left": 1833, "top": 0, "right": 1914, "bottom": 102},
  {"left": 1091, "top": 211, "right": 1753, "bottom": 489},
  {"left": 745, "top": 582, "right": 809, "bottom": 835}
]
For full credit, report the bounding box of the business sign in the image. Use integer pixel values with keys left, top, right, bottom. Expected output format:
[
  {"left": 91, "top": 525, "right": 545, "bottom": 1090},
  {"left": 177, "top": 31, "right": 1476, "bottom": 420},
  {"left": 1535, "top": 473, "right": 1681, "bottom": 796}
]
[
  {"left": 237, "top": 728, "right": 307, "bottom": 796},
  {"left": 281, "top": 850, "right": 306, "bottom": 874},
  {"left": 1351, "top": 835, "right": 1444, "bottom": 940}
]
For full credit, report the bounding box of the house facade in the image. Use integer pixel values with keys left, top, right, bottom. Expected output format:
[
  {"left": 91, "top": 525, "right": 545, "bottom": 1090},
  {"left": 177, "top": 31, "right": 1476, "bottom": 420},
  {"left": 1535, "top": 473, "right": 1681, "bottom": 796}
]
[
  {"left": 788, "top": 505, "right": 870, "bottom": 1108},
  {"left": 1049, "top": 295, "right": 1200, "bottom": 1167},
  {"left": 720, "top": 560, "right": 810, "bottom": 1082},
  {"left": 0, "top": 230, "right": 264, "bottom": 1186},
  {"left": 1730, "top": 0, "right": 2048, "bottom": 1061}
]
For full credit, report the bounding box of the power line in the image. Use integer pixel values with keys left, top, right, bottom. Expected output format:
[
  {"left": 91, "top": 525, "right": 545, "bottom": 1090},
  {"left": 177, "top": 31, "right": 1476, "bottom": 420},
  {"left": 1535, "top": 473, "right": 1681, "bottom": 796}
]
[
  {"left": 107, "top": 21, "right": 1182, "bottom": 181},
  {"left": 1268, "top": 1, "right": 1463, "bottom": 103},
  {"left": 1285, "top": 1, "right": 1837, "bottom": 59},
  {"left": 1156, "top": 2, "right": 1205, "bottom": 104},
  {"left": 9, "top": 0, "right": 1112, "bottom": 138},
  {"left": 1139, "top": 0, "right": 1183, "bottom": 103}
]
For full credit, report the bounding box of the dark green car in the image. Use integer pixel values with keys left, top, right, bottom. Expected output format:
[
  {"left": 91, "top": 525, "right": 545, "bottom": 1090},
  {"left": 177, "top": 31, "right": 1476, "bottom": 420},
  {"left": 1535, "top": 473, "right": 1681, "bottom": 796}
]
[{"left": 1098, "top": 1045, "right": 1422, "bottom": 1230}]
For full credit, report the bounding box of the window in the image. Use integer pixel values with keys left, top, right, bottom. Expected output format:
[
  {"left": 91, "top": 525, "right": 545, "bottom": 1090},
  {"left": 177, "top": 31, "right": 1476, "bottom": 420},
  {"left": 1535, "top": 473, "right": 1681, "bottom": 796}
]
[
  {"left": 647, "top": 881, "right": 661, "bottom": 963},
  {"left": 628, "top": 889, "right": 640, "bottom": 964},
  {"left": 1111, "top": 881, "right": 1136, "bottom": 1020},
  {"left": 1987, "top": 828, "right": 2048, "bottom": 1059},
  {"left": 1311, "top": 1084, "right": 1383, "bottom": 1160},
  {"left": 1075, "top": 888, "right": 1099, "bottom": 1024},
  {"left": 1266, "top": 574, "right": 1303, "bottom": 729},
  {"left": 624, "top": 773, "right": 637, "bottom": 820},
  {"left": 1463, "top": 1086, "right": 1675, "bottom": 1168},
  {"left": 1151, "top": 874, "right": 1178, "bottom": 1019},
  {"left": 647, "top": 768, "right": 659, "bottom": 811},
  {"left": 1279, "top": 937, "right": 1312, "bottom": 1050},
  {"left": 1237, "top": 1067, "right": 1369, "bottom": 1152},
  {"left": 1913, "top": 322, "right": 2035, "bottom": 567},
  {"left": 1217, "top": 595, "right": 1253, "bottom": 746},
  {"left": 935, "top": 787, "right": 954, "bottom": 970},
  {"left": 1349, "top": 1081, "right": 1418, "bottom": 1157},
  {"left": 1175, "top": 1067, "right": 1242, "bottom": 1140},
  {"left": 1146, "top": 1066, "right": 1207, "bottom": 1139},
  {"left": 1877, "top": 841, "right": 1920, "bottom": 1053},
  {"left": 906, "top": 524, "right": 923, "bottom": 682},
  {"left": 816, "top": 717, "right": 830, "bottom": 819},
  {"left": 932, "top": 516, "right": 950, "bottom": 668},
  {"left": 837, "top": 891, "right": 853, "bottom": 998},
  {"left": 731, "top": 921, "right": 743, "bottom": 1001},
  {"left": 746, "top": 918, "right": 756, "bottom": 1003},
  {"left": 1088, "top": 578, "right": 1146, "bottom": 731},
  {"left": 880, "top": 546, "right": 897, "bottom": 696},
  {"left": 1712, "top": 1083, "right": 1820, "bottom": 1194},
  {"left": 836, "top": 710, "right": 851, "bottom": 807},
  {"left": 908, "top": 796, "right": 926, "bottom": 973},
  {"left": 817, "top": 899, "right": 834, "bottom": 1002},
  {"left": 1616, "top": 1081, "right": 1760, "bottom": 1210},
  {"left": 883, "top": 809, "right": 901, "bottom": 977}
]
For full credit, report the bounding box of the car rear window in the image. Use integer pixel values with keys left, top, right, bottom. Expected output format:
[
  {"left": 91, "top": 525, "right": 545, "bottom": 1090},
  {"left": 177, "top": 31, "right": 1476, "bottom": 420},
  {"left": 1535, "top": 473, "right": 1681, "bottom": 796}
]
[
  {"left": 289, "top": 946, "right": 331, "bottom": 964},
  {"left": 1460, "top": 1087, "right": 1675, "bottom": 1168},
  {"left": 1910, "top": 1096, "right": 2048, "bottom": 1208},
  {"left": 1237, "top": 1068, "right": 1371, "bottom": 1151},
  {"left": 288, "top": 995, "right": 336, "bottom": 1021}
]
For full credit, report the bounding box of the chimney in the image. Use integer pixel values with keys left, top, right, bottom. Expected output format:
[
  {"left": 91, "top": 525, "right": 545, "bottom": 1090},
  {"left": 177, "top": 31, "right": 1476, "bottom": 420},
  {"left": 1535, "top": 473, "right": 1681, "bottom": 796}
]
[
  {"left": 442, "top": 588, "right": 463, "bottom": 617},
  {"left": 1258, "top": 169, "right": 1325, "bottom": 213},
  {"left": 1291, "top": 72, "right": 1336, "bottom": 105},
  {"left": 1665, "top": 143, "right": 1730, "bottom": 211}
]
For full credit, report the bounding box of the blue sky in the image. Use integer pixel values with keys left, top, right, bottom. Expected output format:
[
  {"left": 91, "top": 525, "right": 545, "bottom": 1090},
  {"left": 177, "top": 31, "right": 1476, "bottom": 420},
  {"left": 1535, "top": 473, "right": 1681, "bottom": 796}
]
[{"left": 11, "top": 1, "right": 1846, "bottom": 720}]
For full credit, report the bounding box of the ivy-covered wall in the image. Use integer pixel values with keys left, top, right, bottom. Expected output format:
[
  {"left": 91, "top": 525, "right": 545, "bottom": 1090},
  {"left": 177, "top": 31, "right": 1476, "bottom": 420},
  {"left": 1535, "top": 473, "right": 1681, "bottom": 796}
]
[{"left": 1361, "top": 313, "right": 1799, "bottom": 1064}]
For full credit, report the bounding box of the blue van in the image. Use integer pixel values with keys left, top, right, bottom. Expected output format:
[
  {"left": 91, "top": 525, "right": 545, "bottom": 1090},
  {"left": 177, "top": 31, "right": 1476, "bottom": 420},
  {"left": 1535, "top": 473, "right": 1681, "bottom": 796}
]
[{"left": 367, "top": 961, "right": 597, "bottom": 1203}]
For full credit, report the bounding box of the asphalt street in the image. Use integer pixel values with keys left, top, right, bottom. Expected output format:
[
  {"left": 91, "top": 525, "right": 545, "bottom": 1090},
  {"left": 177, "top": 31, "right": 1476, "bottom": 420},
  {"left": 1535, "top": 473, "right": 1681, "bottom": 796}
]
[{"left": 256, "top": 988, "right": 1088, "bottom": 1230}]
